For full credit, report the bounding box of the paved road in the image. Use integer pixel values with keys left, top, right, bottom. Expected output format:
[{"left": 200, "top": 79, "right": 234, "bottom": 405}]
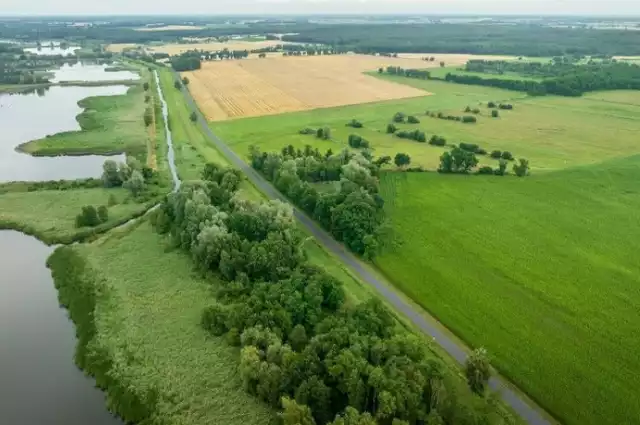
[{"left": 173, "top": 71, "right": 554, "bottom": 425}]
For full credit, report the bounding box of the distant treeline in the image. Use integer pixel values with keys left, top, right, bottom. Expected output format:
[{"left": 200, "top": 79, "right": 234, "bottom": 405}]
[
  {"left": 282, "top": 24, "right": 640, "bottom": 57},
  {"left": 381, "top": 61, "right": 640, "bottom": 96},
  {"left": 451, "top": 61, "right": 640, "bottom": 96}
]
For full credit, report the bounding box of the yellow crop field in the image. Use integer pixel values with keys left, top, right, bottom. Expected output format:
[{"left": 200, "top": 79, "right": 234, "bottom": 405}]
[
  {"left": 183, "top": 55, "right": 434, "bottom": 121},
  {"left": 148, "top": 40, "right": 287, "bottom": 56}
]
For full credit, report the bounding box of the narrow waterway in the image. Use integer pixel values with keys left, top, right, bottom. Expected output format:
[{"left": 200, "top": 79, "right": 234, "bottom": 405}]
[
  {"left": 154, "top": 70, "right": 181, "bottom": 191},
  {"left": 0, "top": 231, "right": 121, "bottom": 425}
]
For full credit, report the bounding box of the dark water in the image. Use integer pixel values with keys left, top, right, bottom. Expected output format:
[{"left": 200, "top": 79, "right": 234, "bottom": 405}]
[
  {"left": 52, "top": 63, "right": 139, "bottom": 83},
  {"left": 0, "top": 85, "right": 127, "bottom": 182},
  {"left": 0, "top": 231, "right": 121, "bottom": 425}
]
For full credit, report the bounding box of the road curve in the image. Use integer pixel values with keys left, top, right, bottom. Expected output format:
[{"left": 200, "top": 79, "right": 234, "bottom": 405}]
[{"left": 172, "top": 70, "right": 554, "bottom": 425}]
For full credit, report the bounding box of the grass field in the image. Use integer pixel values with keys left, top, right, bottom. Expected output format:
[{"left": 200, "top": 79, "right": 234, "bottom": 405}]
[
  {"left": 183, "top": 55, "right": 433, "bottom": 121},
  {"left": 0, "top": 187, "right": 150, "bottom": 244},
  {"left": 428, "top": 65, "right": 544, "bottom": 81},
  {"left": 18, "top": 75, "right": 148, "bottom": 157},
  {"left": 212, "top": 74, "right": 640, "bottom": 172},
  {"left": 70, "top": 223, "right": 278, "bottom": 425},
  {"left": 376, "top": 157, "right": 640, "bottom": 425}
]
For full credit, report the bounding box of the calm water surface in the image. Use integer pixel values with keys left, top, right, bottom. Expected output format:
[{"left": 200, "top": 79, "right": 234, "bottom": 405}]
[
  {"left": 0, "top": 231, "right": 121, "bottom": 425},
  {"left": 24, "top": 45, "right": 80, "bottom": 56},
  {"left": 0, "top": 85, "right": 128, "bottom": 182},
  {"left": 52, "top": 63, "right": 139, "bottom": 83}
]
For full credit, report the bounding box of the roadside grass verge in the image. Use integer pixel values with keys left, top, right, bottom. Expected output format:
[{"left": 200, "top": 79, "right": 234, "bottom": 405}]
[{"left": 376, "top": 156, "right": 640, "bottom": 425}]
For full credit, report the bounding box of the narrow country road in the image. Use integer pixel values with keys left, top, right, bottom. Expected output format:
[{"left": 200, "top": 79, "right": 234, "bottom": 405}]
[{"left": 173, "top": 71, "right": 554, "bottom": 425}]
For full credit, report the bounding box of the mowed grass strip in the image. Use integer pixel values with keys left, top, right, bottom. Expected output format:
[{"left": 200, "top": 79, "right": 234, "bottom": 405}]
[
  {"left": 376, "top": 157, "right": 640, "bottom": 425},
  {"left": 78, "top": 223, "right": 277, "bottom": 425}
]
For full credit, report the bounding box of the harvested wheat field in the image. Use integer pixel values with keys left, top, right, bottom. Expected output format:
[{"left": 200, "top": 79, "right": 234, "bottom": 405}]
[
  {"left": 184, "top": 54, "right": 434, "bottom": 121},
  {"left": 149, "top": 40, "right": 288, "bottom": 56}
]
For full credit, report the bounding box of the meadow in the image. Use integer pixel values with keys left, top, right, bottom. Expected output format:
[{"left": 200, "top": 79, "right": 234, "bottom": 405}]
[
  {"left": 0, "top": 187, "right": 152, "bottom": 244},
  {"left": 212, "top": 75, "right": 640, "bottom": 172},
  {"left": 377, "top": 156, "right": 640, "bottom": 425},
  {"left": 18, "top": 72, "right": 150, "bottom": 157},
  {"left": 59, "top": 223, "right": 278, "bottom": 425}
]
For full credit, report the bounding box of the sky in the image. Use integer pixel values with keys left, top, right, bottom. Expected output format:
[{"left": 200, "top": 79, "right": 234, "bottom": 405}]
[{"left": 1, "top": 0, "right": 639, "bottom": 17}]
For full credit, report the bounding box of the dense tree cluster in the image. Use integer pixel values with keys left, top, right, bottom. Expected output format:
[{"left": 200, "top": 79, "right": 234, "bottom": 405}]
[
  {"left": 170, "top": 51, "right": 202, "bottom": 71},
  {"left": 425, "top": 111, "right": 478, "bottom": 124},
  {"left": 75, "top": 205, "right": 109, "bottom": 228},
  {"left": 451, "top": 60, "right": 640, "bottom": 96},
  {"left": 384, "top": 66, "right": 431, "bottom": 79},
  {"left": 438, "top": 147, "right": 527, "bottom": 177},
  {"left": 347, "top": 119, "right": 364, "bottom": 129},
  {"left": 395, "top": 129, "right": 426, "bottom": 143},
  {"left": 101, "top": 158, "right": 153, "bottom": 197},
  {"left": 250, "top": 145, "right": 384, "bottom": 258},
  {"left": 348, "top": 134, "right": 370, "bottom": 149},
  {"left": 152, "top": 163, "right": 500, "bottom": 425}
]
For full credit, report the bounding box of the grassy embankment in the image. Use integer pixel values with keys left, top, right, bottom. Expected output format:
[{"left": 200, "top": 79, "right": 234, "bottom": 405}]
[
  {"left": 208, "top": 71, "right": 640, "bottom": 425},
  {"left": 0, "top": 65, "right": 169, "bottom": 244},
  {"left": 212, "top": 76, "right": 640, "bottom": 172}
]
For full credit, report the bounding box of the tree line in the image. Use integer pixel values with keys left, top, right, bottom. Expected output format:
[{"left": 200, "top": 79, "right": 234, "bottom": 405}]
[
  {"left": 249, "top": 145, "right": 384, "bottom": 259},
  {"left": 151, "top": 162, "right": 505, "bottom": 425},
  {"left": 448, "top": 61, "right": 640, "bottom": 96}
]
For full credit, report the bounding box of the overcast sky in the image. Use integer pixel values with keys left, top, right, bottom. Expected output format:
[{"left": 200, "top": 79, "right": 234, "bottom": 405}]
[{"left": 2, "top": 0, "right": 639, "bottom": 17}]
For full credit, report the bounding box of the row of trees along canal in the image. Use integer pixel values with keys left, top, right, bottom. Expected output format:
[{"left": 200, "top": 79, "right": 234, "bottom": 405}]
[
  {"left": 151, "top": 162, "right": 503, "bottom": 425},
  {"left": 382, "top": 59, "right": 640, "bottom": 97}
]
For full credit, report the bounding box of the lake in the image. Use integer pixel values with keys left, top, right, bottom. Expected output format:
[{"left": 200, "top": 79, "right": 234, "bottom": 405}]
[
  {"left": 0, "top": 84, "right": 128, "bottom": 182},
  {"left": 52, "top": 62, "right": 139, "bottom": 83},
  {"left": 24, "top": 45, "right": 80, "bottom": 56},
  {"left": 0, "top": 231, "right": 121, "bottom": 425}
]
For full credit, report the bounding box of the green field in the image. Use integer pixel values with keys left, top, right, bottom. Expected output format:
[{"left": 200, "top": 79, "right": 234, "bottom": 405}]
[
  {"left": 0, "top": 187, "right": 151, "bottom": 244},
  {"left": 376, "top": 157, "right": 640, "bottom": 425},
  {"left": 59, "top": 223, "right": 278, "bottom": 425},
  {"left": 208, "top": 72, "right": 640, "bottom": 425},
  {"left": 18, "top": 79, "right": 149, "bottom": 157},
  {"left": 212, "top": 77, "right": 640, "bottom": 172}
]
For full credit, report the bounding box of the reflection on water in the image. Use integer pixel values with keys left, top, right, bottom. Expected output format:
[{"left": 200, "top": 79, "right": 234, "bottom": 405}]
[
  {"left": 0, "top": 85, "right": 129, "bottom": 182},
  {"left": 51, "top": 63, "right": 139, "bottom": 83},
  {"left": 24, "top": 45, "right": 80, "bottom": 56},
  {"left": 0, "top": 231, "right": 121, "bottom": 425}
]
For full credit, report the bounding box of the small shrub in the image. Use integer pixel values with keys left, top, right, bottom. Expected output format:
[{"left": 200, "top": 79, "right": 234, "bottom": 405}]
[
  {"left": 143, "top": 108, "right": 153, "bottom": 127},
  {"left": 472, "top": 108, "right": 481, "bottom": 114},
  {"left": 477, "top": 166, "right": 494, "bottom": 175},
  {"left": 75, "top": 205, "right": 101, "bottom": 228},
  {"left": 476, "top": 148, "right": 487, "bottom": 155},
  {"left": 144, "top": 94, "right": 151, "bottom": 103},
  {"left": 429, "top": 135, "right": 446, "bottom": 146},
  {"left": 491, "top": 110, "right": 499, "bottom": 118},
  {"left": 407, "top": 115, "right": 420, "bottom": 124},
  {"left": 501, "top": 151, "right": 514, "bottom": 161},
  {"left": 462, "top": 116, "right": 477, "bottom": 124},
  {"left": 143, "top": 82, "right": 150, "bottom": 91},
  {"left": 487, "top": 101, "right": 497, "bottom": 108},
  {"left": 415, "top": 131, "right": 426, "bottom": 143},
  {"left": 499, "top": 103, "right": 514, "bottom": 110},
  {"left": 322, "top": 126, "right": 331, "bottom": 140},
  {"left": 513, "top": 158, "right": 530, "bottom": 177},
  {"left": 495, "top": 159, "right": 508, "bottom": 176},
  {"left": 174, "top": 80, "right": 182, "bottom": 90},
  {"left": 459, "top": 142, "right": 480, "bottom": 153},
  {"left": 386, "top": 123, "right": 397, "bottom": 134},
  {"left": 299, "top": 127, "right": 316, "bottom": 135},
  {"left": 182, "top": 76, "right": 190, "bottom": 86},
  {"left": 97, "top": 205, "right": 109, "bottom": 223},
  {"left": 347, "top": 119, "right": 363, "bottom": 128},
  {"left": 107, "top": 194, "right": 118, "bottom": 206},
  {"left": 464, "top": 106, "right": 472, "bottom": 113},
  {"left": 348, "top": 134, "right": 369, "bottom": 149},
  {"left": 316, "top": 128, "right": 324, "bottom": 138},
  {"left": 393, "top": 112, "right": 406, "bottom": 123},
  {"left": 490, "top": 150, "right": 502, "bottom": 159},
  {"left": 190, "top": 111, "right": 198, "bottom": 122}
]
